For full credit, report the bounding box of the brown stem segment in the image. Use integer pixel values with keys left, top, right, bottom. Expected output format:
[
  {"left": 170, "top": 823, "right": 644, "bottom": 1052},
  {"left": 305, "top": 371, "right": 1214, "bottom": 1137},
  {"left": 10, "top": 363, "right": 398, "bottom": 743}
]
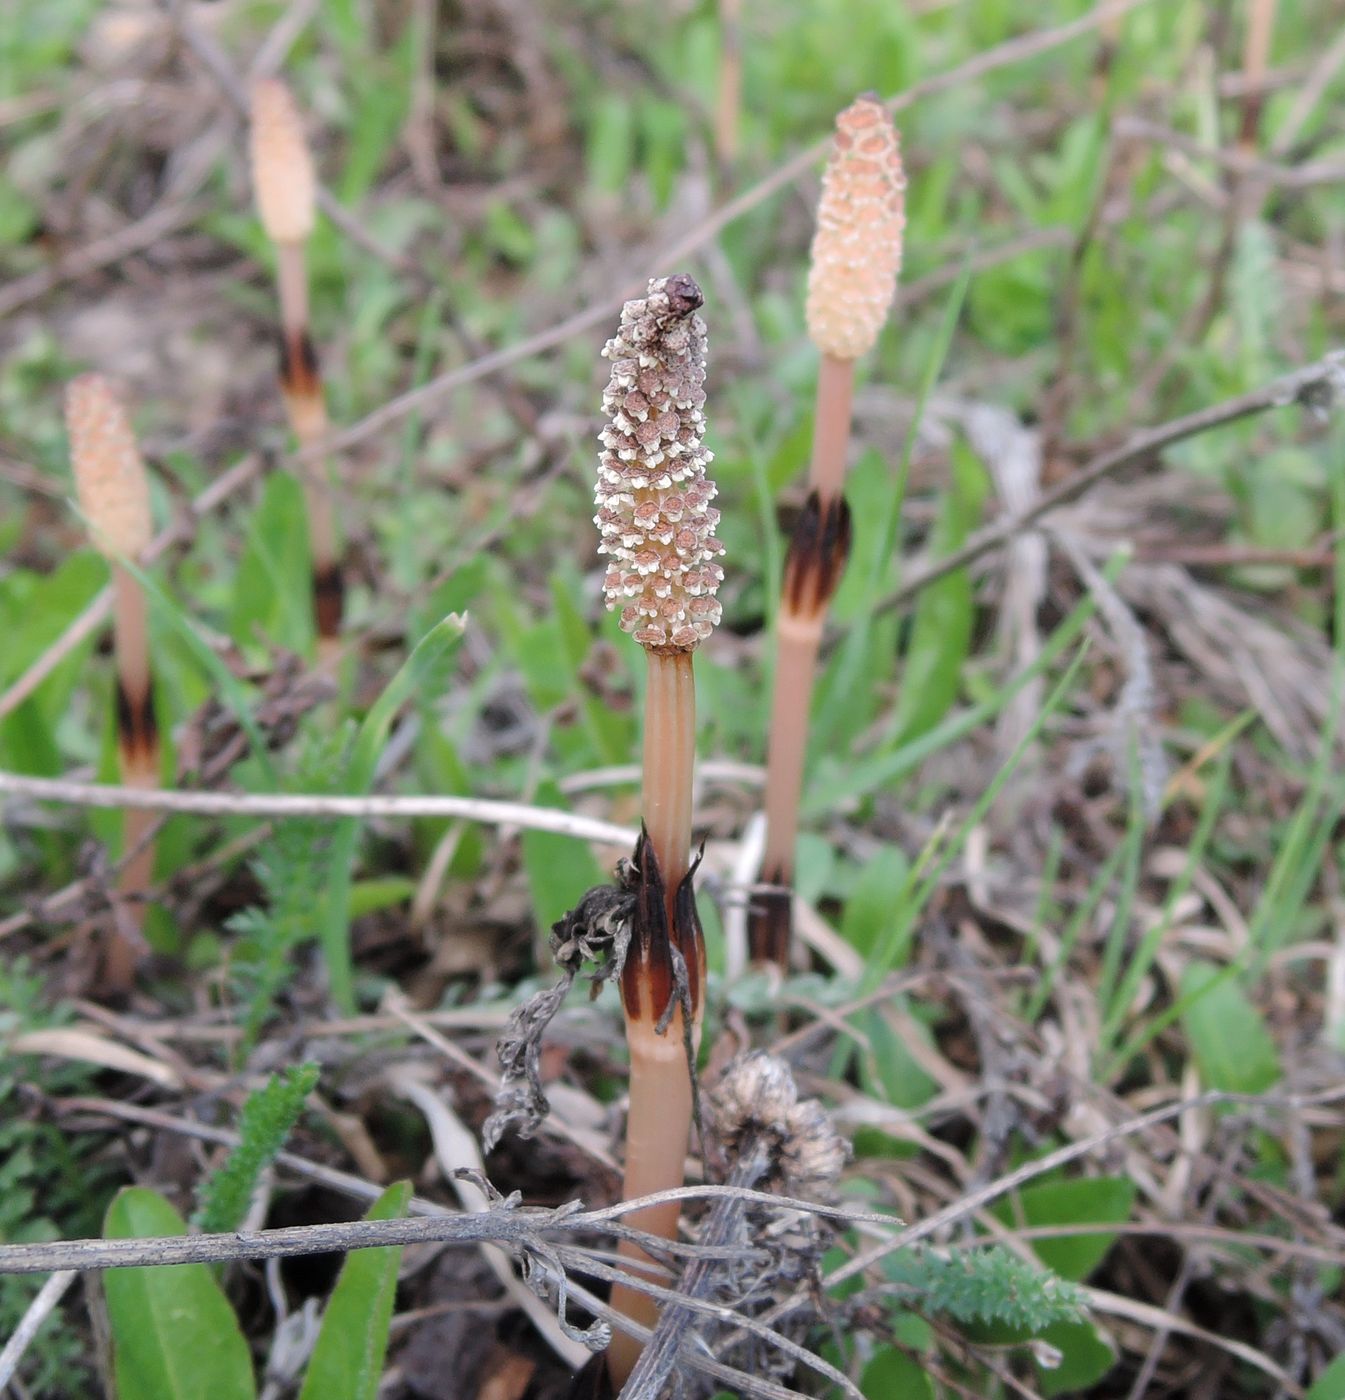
[
  {"left": 749, "top": 354, "right": 857, "bottom": 968},
  {"left": 276, "top": 297, "right": 341, "bottom": 650},
  {"left": 750, "top": 487, "right": 853, "bottom": 967},
  {"left": 638, "top": 649, "right": 695, "bottom": 918},
  {"left": 808, "top": 354, "right": 856, "bottom": 500},
  {"left": 276, "top": 241, "right": 310, "bottom": 349},
  {"left": 607, "top": 649, "right": 704, "bottom": 1387},
  {"left": 110, "top": 564, "right": 156, "bottom": 990},
  {"left": 714, "top": 0, "right": 743, "bottom": 178}
]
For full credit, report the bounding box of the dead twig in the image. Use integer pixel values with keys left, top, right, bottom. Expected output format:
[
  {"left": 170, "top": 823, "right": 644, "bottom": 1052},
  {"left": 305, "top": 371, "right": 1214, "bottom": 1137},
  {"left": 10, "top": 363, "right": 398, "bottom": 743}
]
[
  {"left": 878, "top": 352, "right": 1345, "bottom": 615},
  {"left": 0, "top": 1271, "right": 77, "bottom": 1391},
  {"left": 0, "top": 770, "right": 635, "bottom": 846}
]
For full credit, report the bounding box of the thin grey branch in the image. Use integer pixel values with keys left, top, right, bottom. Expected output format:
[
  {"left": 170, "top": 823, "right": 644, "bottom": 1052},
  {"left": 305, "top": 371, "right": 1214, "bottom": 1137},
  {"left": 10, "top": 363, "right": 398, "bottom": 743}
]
[
  {"left": 881, "top": 352, "right": 1345, "bottom": 614},
  {"left": 0, "top": 771, "right": 634, "bottom": 846},
  {"left": 0, "top": 1271, "right": 77, "bottom": 1390}
]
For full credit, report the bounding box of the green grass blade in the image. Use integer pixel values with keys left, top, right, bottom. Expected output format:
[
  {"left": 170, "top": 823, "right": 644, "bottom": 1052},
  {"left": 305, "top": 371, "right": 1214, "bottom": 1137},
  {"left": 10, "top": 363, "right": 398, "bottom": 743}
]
[
  {"left": 860, "top": 641, "right": 1089, "bottom": 992},
  {"left": 104, "top": 1188, "right": 255, "bottom": 1400},
  {"left": 298, "top": 1181, "right": 412, "bottom": 1400},
  {"left": 805, "top": 583, "right": 1099, "bottom": 815},
  {"left": 320, "top": 615, "right": 467, "bottom": 1010}
]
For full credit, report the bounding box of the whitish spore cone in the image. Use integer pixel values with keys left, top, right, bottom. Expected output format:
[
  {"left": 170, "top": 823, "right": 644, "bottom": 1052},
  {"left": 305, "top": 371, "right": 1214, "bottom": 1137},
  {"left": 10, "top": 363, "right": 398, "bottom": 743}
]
[
  {"left": 805, "top": 95, "right": 906, "bottom": 360},
  {"left": 250, "top": 78, "right": 316, "bottom": 245},
  {"left": 65, "top": 374, "right": 151, "bottom": 559},
  {"left": 596, "top": 274, "right": 724, "bottom": 651}
]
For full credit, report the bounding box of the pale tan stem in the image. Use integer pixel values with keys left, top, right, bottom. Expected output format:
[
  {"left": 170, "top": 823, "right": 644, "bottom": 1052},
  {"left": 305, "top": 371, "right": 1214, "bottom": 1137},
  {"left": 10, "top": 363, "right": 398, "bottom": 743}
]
[
  {"left": 276, "top": 240, "right": 310, "bottom": 346},
  {"left": 640, "top": 649, "right": 695, "bottom": 905},
  {"left": 273, "top": 238, "right": 340, "bottom": 654},
  {"left": 110, "top": 564, "right": 156, "bottom": 988},
  {"left": 752, "top": 352, "right": 857, "bottom": 966},
  {"left": 807, "top": 353, "right": 856, "bottom": 499},
  {"left": 760, "top": 610, "right": 825, "bottom": 889},
  {"left": 1239, "top": 0, "right": 1278, "bottom": 152},
  {"left": 607, "top": 647, "right": 699, "bottom": 1386},
  {"left": 714, "top": 0, "right": 743, "bottom": 175},
  {"left": 607, "top": 1011, "right": 699, "bottom": 1385},
  {"left": 111, "top": 566, "right": 149, "bottom": 707}
]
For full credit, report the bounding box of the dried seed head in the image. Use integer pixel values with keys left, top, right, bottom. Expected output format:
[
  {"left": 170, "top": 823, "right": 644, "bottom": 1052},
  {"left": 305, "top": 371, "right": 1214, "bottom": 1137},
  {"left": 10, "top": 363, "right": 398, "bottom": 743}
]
[
  {"left": 64, "top": 374, "right": 152, "bottom": 559},
  {"left": 712, "top": 1051, "right": 849, "bottom": 1199},
  {"left": 805, "top": 95, "right": 906, "bottom": 360},
  {"left": 714, "top": 1051, "right": 798, "bottom": 1136},
  {"left": 781, "top": 1097, "right": 849, "bottom": 1201},
  {"left": 595, "top": 274, "right": 724, "bottom": 652},
  {"left": 250, "top": 78, "right": 316, "bottom": 245}
]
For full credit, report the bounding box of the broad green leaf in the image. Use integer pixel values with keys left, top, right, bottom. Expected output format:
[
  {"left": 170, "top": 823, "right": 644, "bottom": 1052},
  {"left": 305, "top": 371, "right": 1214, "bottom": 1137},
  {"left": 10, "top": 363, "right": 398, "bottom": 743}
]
[
  {"left": 348, "top": 876, "right": 417, "bottom": 918},
  {"left": 994, "top": 1176, "right": 1136, "bottom": 1282},
  {"left": 1179, "top": 961, "right": 1281, "bottom": 1094},
  {"left": 840, "top": 846, "right": 908, "bottom": 958},
  {"left": 104, "top": 1188, "right": 255, "bottom": 1400},
  {"left": 298, "top": 1181, "right": 412, "bottom": 1400},
  {"left": 860, "top": 1346, "right": 935, "bottom": 1399},
  {"left": 1306, "top": 1353, "right": 1345, "bottom": 1400},
  {"left": 1035, "top": 1318, "right": 1117, "bottom": 1397},
  {"left": 859, "top": 1006, "right": 938, "bottom": 1110}
]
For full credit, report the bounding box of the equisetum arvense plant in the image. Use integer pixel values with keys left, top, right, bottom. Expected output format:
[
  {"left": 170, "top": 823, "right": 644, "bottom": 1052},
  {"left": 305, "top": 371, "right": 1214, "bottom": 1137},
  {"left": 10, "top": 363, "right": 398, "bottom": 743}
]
[
  {"left": 750, "top": 95, "right": 906, "bottom": 968},
  {"left": 65, "top": 374, "right": 157, "bottom": 991},
  {"left": 594, "top": 273, "right": 723, "bottom": 1385},
  {"left": 249, "top": 78, "right": 343, "bottom": 659}
]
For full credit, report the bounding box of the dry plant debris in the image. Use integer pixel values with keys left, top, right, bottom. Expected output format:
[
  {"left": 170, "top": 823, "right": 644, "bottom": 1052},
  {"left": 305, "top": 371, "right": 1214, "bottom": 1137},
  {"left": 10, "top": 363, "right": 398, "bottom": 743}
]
[{"left": 3, "top": 2, "right": 1345, "bottom": 1398}]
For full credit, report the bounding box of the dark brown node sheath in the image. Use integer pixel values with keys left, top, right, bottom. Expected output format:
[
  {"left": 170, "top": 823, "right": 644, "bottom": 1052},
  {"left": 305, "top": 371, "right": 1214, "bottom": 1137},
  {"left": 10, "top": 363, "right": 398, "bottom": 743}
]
[
  {"left": 749, "top": 489, "right": 852, "bottom": 967},
  {"left": 114, "top": 674, "right": 158, "bottom": 772},
  {"left": 278, "top": 326, "right": 321, "bottom": 400},
  {"left": 618, "top": 829, "right": 705, "bottom": 1029}
]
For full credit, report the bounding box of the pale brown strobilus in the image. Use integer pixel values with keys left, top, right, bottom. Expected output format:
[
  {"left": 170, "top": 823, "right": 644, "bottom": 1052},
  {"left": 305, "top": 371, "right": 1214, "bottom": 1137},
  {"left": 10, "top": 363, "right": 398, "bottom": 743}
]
[
  {"left": 592, "top": 274, "right": 724, "bottom": 1387},
  {"left": 65, "top": 374, "right": 157, "bottom": 992},
  {"left": 749, "top": 95, "right": 905, "bottom": 969},
  {"left": 249, "top": 77, "right": 343, "bottom": 663}
]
